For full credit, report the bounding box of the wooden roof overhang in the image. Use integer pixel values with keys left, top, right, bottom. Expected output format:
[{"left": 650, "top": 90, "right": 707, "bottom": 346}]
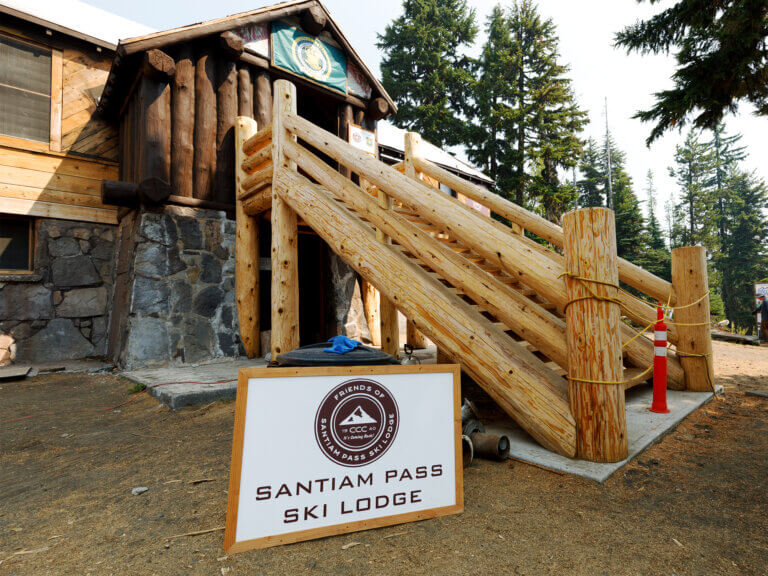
[{"left": 97, "top": 0, "right": 396, "bottom": 120}]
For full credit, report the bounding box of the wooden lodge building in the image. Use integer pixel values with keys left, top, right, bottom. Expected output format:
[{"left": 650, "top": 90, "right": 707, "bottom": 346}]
[{"left": 0, "top": 0, "right": 492, "bottom": 368}]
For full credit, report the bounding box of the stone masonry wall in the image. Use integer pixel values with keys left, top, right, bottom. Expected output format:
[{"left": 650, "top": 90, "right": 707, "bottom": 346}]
[
  {"left": 119, "top": 206, "right": 243, "bottom": 369},
  {"left": 0, "top": 219, "right": 116, "bottom": 362}
]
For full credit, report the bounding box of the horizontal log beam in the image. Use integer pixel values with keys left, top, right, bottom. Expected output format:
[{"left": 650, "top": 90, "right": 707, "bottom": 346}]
[
  {"left": 101, "top": 178, "right": 172, "bottom": 206},
  {"left": 241, "top": 187, "right": 272, "bottom": 216},
  {"left": 240, "top": 165, "right": 272, "bottom": 199},
  {"left": 241, "top": 143, "right": 272, "bottom": 173},
  {"left": 242, "top": 124, "right": 272, "bottom": 155},
  {"left": 274, "top": 166, "right": 577, "bottom": 457}
]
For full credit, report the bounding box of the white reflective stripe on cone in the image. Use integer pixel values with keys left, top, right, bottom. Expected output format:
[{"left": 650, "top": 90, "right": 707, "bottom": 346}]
[
  {"left": 654, "top": 347, "right": 667, "bottom": 357},
  {"left": 654, "top": 330, "right": 667, "bottom": 340}
]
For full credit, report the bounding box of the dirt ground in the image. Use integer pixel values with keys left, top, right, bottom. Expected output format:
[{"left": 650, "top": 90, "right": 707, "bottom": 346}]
[{"left": 1, "top": 341, "right": 767, "bottom": 576}]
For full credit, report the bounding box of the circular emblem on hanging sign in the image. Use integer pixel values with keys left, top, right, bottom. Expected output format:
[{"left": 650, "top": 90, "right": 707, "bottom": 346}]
[
  {"left": 292, "top": 36, "right": 332, "bottom": 81},
  {"left": 315, "top": 379, "right": 399, "bottom": 467}
]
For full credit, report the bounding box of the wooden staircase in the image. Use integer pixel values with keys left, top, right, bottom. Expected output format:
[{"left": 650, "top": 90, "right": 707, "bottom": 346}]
[{"left": 233, "top": 79, "right": 715, "bottom": 463}]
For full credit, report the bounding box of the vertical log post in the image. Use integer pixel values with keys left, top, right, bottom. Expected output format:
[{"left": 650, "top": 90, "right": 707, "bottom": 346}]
[
  {"left": 355, "top": 109, "right": 382, "bottom": 347},
  {"left": 361, "top": 280, "right": 381, "bottom": 346},
  {"left": 563, "top": 207, "right": 627, "bottom": 462},
  {"left": 237, "top": 64, "right": 253, "bottom": 117},
  {"left": 254, "top": 71, "right": 272, "bottom": 128},
  {"left": 171, "top": 45, "right": 194, "bottom": 197},
  {"left": 270, "top": 80, "right": 300, "bottom": 357},
  {"left": 403, "top": 131, "right": 429, "bottom": 350},
  {"left": 671, "top": 246, "right": 714, "bottom": 391},
  {"left": 139, "top": 49, "right": 174, "bottom": 184},
  {"left": 235, "top": 116, "right": 261, "bottom": 358},
  {"left": 193, "top": 46, "right": 216, "bottom": 200},
  {"left": 216, "top": 51, "right": 238, "bottom": 204}
]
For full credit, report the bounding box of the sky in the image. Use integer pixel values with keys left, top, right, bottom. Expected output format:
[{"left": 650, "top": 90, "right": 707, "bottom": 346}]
[{"left": 82, "top": 0, "right": 768, "bottom": 224}]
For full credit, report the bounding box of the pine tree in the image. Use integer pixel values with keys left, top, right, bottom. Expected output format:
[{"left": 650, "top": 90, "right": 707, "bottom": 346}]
[
  {"left": 467, "top": 5, "right": 515, "bottom": 193},
  {"left": 377, "top": 0, "right": 478, "bottom": 147},
  {"left": 615, "top": 0, "right": 768, "bottom": 144},
  {"left": 708, "top": 122, "right": 747, "bottom": 247},
  {"left": 639, "top": 170, "right": 672, "bottom": 280},
  {"left": 707, "top": 122, "right": 747, "bottom": 322},
  {"left": 645, "top": 170, "right": 665, "bottom": 251},
  {"left": 576, "top": 139, "right": 604, "bottom": 207},
  {"left": 467, "top": 1, "right": 586, "bottom": 210},
  {"left": 611, "top": 160, "right": 647, "bottom": 264},
  {"left": 719, "top": 170, "right": 768, "bottom": 330},
  {"left": 668, "top": 129, "right": 716, "bottom": 247}
]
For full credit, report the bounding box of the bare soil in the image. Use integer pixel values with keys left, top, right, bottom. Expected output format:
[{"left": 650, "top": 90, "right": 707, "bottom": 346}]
[{"left": 1, "top": 341, "right": 767, "bottom": 575}]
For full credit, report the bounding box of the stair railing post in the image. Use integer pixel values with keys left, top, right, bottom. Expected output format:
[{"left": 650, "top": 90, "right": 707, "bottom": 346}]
[
  {"left": 563, "top": 207, "right": 627, "bottom": 462},
  {"left": 377, "top": 192, "right": 400, "bottom": 357},
  {"left": 403, "top": 131, "right": 429, "bottom": 350},
  {"left": 671, "top": 246, "right": 714, "bottom": 391},
  {"left": 270, "top": 80, "right": 299, "bottom": 358},
  {"left": 234, "top": 115, "right": 260, "bottom": 357}
]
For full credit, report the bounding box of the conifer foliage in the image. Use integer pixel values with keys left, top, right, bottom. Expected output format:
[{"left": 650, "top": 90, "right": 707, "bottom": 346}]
[{"left": 377, "top": 0, "right": 478, "bottom": 148}]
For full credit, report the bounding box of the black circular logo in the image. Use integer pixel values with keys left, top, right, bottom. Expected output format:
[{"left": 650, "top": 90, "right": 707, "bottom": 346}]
[{"left": 314, "top": 379, "right": 399, "bottom": 467}]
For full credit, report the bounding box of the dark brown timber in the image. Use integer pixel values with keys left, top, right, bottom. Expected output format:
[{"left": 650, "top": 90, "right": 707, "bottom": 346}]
[
  {"left": 193, "top": 46, "right": 217, "bottom": 200},
  {"left": 171, "top": 44, "right": 195, "bottom": 197}
]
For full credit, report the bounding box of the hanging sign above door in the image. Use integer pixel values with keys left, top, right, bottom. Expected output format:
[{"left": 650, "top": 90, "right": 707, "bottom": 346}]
[{"left": 271, "top": 21, "right": 347, "bottom": 94}]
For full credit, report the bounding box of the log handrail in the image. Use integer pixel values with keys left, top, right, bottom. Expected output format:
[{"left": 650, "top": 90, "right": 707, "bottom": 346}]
[
  {"left": 413, "top": 155, "right": 677, "bottom": 307},
  {"left": 278, "top": 111, "right": 684, "bottom": 387},
  {"left": 274, "top": 165, "right": 577, "bottom": 457},
  {"left": 282, "top": 137, "right": 570, "bottom": 369}
]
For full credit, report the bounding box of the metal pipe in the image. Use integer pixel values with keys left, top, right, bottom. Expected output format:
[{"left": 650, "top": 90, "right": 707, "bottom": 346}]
[{"left": 470, "top": 432, "right": 511, "bottom": 460}]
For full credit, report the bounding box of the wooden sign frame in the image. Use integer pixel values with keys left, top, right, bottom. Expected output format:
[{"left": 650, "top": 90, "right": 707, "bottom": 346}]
[{"left": 224, "top": 364, "right": 463, "bottom": 553}]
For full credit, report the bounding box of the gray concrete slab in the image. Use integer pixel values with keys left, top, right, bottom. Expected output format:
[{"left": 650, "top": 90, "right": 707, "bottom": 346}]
[
  {"left": 121, "top": 358, "right": 268, "bottom": 409},
  {"left": 486, "top": 384, "right": 719, "bottom": 482}
]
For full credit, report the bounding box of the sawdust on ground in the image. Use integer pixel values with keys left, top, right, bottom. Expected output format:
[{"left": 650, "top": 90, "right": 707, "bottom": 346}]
[{"left": 0, "top": 340, "right": 766, "bottom": 575}]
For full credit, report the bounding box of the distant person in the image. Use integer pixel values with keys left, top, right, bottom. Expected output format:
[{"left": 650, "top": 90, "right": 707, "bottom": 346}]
[{"left": 756, "top": 295, "right": 768, "bottom": 342}]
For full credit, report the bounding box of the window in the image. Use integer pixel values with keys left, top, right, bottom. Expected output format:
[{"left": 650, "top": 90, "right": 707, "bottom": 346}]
[
  {"left": 0, "top": 216, "right": 34, "bottom": 273},
  {"left": 0, "top": 35, "right": 52, "bottom": 143}
]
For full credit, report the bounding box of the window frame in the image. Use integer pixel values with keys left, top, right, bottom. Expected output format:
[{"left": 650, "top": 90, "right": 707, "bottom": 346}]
[
  {"left": 0, "top": 215, "right": 35, "bottom": 275},
  {"left": 0, "top": 32, "right": 62, "bottom": 152}
]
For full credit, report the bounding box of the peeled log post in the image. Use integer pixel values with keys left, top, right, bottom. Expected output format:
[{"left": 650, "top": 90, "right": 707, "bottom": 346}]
[
  {"left": 403, "top": 132, "right": 429, "bottom": 350},
  {"left": 216, "top": 57, "right": 238, "bottom": 204},
  {"left": 255, "top": 71, "right": 272, "bottom": 129},
  {"left": 377, "top": 189, "right": 399, "bottom": 357},
  {"left": 361, "top": 280, "right": 381, "bottom": 346},
  {"left": 275, "top": 167, "right": 577, "bottom": 457},
  {"left": 671, "top": 246, "right": 714, "bottom": 392},
  {"left": 235, "top": 116, "right": 260, "bottom": 357},
  {"left": 237, "top": 64, "right": 253, "bottom": 117},
  {"left": 270, "top": 80, "right": 300, "bottom": 357},
  {"left": 193, "top": 46, "right": 217, "bottom": 200},
  {"left": 563, "top": 208, "right": 627, "bottom": 463},
  {"left": 171, "top": 45, "right": 194, "bottom": 198}
]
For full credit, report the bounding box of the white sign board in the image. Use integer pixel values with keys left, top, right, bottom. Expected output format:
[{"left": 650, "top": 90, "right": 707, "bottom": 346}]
[
  {"left": 348, "top": 123, "right": 377, "bottom": 156},
  {"left": 224, "top": 365, "right": 462, "bottom": 552}
]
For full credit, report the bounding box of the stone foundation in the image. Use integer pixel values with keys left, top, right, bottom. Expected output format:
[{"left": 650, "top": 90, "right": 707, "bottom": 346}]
[
  {"left": 111, "top": 205, "right": 243, "bottom": 369},
  {"left": 0, "top": 219, "right": 116, "bottom": 362}
]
